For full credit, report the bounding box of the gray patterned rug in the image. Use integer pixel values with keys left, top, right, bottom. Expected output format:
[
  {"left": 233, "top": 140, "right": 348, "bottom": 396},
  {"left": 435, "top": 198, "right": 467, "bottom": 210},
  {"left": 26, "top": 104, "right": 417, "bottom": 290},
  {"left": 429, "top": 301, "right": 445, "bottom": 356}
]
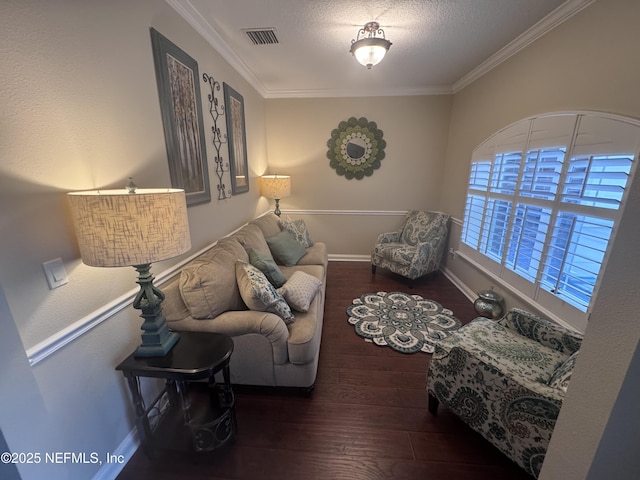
[{"left": 346, "top": 291, "right": 462, "bottom": 354}]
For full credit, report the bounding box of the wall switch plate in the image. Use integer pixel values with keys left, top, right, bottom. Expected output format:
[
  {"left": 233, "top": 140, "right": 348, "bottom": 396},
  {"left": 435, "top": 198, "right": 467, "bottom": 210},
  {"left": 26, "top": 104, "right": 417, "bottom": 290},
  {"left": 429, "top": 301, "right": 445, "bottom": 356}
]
[{"left": 43, "top": 258, "right": 68, "bottom": 289}]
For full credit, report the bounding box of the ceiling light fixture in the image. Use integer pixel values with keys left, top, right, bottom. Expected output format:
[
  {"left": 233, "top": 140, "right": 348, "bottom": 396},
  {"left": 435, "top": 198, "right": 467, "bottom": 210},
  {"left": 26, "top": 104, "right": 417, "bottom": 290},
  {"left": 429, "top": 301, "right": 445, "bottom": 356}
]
[{"left": 350, "top": 21, "right": 392, "bottom": 69}]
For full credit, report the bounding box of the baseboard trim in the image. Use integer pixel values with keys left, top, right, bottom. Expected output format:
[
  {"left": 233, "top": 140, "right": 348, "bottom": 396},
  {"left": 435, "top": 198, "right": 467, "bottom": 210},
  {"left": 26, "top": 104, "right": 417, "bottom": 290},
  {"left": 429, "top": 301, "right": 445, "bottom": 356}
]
[
  {"left": 329, "top": 254, "right": 370, "bottom": 262},
  {"left": 92, "top": 428, "right": 139, "bottom": 480},
  {"left": 440, "top": 266, "right": 477, "bottom": 304}
]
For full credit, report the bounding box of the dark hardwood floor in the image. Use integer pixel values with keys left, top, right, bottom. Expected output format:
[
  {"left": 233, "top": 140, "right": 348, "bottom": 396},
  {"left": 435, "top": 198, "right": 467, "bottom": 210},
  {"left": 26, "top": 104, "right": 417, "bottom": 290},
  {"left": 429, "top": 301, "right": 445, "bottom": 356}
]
[{"left": 117, "top": 262, "right": 531, "bottom": 480}]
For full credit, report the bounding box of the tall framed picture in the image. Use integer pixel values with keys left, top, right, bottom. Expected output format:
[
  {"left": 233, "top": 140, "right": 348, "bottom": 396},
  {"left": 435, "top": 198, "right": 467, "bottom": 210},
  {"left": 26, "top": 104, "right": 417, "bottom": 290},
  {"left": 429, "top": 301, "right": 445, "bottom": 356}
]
[
  {"left": 223, "top": 83, "right": 249, "bottom": 194},
  {"left": 150, "top": 28, "right": 211, "bottom": 206}
]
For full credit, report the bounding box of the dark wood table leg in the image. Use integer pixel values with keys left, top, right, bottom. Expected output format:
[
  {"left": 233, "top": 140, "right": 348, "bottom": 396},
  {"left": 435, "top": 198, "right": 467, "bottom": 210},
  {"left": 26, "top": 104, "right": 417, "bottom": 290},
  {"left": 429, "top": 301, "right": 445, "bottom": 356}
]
[{"left": 125, "top": 375, "right": 156, "bottom": 458}]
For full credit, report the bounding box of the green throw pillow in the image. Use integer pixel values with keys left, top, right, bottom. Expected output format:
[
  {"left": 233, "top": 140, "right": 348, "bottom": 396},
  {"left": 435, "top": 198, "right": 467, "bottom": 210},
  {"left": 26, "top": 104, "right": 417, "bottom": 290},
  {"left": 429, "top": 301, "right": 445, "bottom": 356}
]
[
  {"left": 248, "top": 248, "right": 286, "bottom": 288},
  {"left": 266, "top": 229, "right": 307, "bottom": 266}
]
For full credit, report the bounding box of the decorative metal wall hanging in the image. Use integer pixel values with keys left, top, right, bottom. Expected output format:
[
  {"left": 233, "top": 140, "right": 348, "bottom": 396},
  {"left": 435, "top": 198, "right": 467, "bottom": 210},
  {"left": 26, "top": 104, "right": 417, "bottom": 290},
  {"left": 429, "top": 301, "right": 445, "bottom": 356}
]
[
  {"left": 150, "top": 28, "right": 211, "bottom": 206},
  {"left": 202, "top": 73, "right": 230, "bottom": 200},
  {"left": 223, "top": 83, "right": 249, "bottom": 194},
  {"left": 326, "top": 116, "right": 386, "bottom": 180}
]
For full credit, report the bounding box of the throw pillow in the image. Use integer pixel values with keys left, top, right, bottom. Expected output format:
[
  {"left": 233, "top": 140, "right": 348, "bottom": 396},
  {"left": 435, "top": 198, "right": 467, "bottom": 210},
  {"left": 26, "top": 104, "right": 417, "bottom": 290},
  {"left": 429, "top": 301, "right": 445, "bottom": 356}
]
[
  {"left": 248, "top": 248, "right": 286, "bottom": 288},
  {"left": 278, "top": 219, "right": 314, "bottom": 248},
  {"left": 179, "top": 239, "right": 247, "bottom": 319},
  {"left": 548, "top": 350, "right": 580, "bottom": 392},
  {"left": 235, "top": 261, "right": 294, "bottom": 324},
  {"left": 277, "top": 271, "right": 322, "bottom": 312},
  {"left": 265, "top": 229, "right": 307, "bottom": 266}
]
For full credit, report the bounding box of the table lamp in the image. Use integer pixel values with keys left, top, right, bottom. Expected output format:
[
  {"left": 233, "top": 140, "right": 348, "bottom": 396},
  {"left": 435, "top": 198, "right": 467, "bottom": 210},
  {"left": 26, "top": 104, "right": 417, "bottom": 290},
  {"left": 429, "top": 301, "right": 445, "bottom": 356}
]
[
  {"left": 68, "top": 182, "right": 191, "bottom": 357},
  {"left": 260, "top": 175, "right": 291, "bottom": 216}
]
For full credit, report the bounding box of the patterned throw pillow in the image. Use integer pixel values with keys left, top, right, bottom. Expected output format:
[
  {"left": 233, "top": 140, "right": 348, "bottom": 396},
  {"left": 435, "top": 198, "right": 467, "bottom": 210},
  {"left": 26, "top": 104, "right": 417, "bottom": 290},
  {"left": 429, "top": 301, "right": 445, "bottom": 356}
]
[
  {"left": 548, "top": 350, "right": 580, "bottom": 392},
  {"left": 235, "top": 261, "right": 294, "bottom": 324},
  {"left": 277, "top": 271, "right": 322, "bottom": 312},
  {"left": 279, "top": 219, "right": 314, "bottom": 248}
]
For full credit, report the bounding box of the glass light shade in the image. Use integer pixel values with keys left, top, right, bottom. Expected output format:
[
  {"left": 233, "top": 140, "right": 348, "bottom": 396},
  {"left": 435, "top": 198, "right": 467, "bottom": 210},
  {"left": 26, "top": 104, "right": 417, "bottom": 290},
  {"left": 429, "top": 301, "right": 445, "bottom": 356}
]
[
  {"left": 260, "top": 175, "right": 291, "bottom": 199},
  {"left": 351, "top": 38, "right": 391, "bottom": 69},
  {"left": 68, "top": 188, "right": 191, "bottom": 267}
]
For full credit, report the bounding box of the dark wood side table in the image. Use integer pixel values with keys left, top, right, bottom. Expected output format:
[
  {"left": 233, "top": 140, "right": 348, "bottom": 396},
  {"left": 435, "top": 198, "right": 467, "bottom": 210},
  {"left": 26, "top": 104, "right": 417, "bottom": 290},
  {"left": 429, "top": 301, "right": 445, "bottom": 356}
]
[{"left": 116, "top": 332, "right": 235, "bottom": 456}]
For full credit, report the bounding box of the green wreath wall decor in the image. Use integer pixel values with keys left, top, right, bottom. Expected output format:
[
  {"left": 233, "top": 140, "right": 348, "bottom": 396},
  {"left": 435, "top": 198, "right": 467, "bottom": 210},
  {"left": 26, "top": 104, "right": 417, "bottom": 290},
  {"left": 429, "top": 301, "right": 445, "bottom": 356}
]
[{"left": 326, "top": 116, "right": 386, "bottom": 180}]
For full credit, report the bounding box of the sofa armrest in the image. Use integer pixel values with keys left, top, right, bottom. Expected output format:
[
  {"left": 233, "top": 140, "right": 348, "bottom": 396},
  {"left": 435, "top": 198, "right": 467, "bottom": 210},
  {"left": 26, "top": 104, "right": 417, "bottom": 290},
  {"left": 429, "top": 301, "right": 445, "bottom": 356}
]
[
  {"left": 376, "top": 231, "right": 401, "bottom": 244},
  {"left": 498, "top": 308, "right": 583, "bottom": 355},
  {"left": 167, "top": 310, "right": 290, "bottom": 364}
]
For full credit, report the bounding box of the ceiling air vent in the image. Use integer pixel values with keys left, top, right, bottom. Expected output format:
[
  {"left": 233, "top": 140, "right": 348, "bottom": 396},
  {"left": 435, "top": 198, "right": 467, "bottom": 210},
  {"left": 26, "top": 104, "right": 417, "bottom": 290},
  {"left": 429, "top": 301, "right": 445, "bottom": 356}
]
[{"left": 244, "top": 28, "right": 279, "bottom": 45}]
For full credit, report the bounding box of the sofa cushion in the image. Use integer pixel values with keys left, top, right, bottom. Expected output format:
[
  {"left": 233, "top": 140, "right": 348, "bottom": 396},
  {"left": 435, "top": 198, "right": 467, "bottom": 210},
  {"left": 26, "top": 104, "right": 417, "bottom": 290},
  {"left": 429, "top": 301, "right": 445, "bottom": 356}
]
[
  {"left": 236, "top": 260, "right": 294, "bottom": 324},
  {"left": 248, "top": 248, "right": 286, "bottom": 288},
  {"left": 277, "top": 271, "right": 321, "bottom": 312},
  {"left": 266, "top": 229, "right": 308, "bottom": 266},
  {"left": 179, "top": 239, "right": 247, "bottom": 319},
  {"left": 439, "top": 318, "right": 568, "bottom": 383},
  {"left": 233, "top": 223, "right": 271, "bottom": 256},
  {"left": 296, "top": 242, "right": 328, "bottom": 269},
  {"left": 161, "top": 275, "right": 190, "bottom": 321},
  {"left": 279, "top": 219, "right": 314, "bottom": 248},
  {"left": 249, "top": 213, "right": 282, "bottom": 238}
]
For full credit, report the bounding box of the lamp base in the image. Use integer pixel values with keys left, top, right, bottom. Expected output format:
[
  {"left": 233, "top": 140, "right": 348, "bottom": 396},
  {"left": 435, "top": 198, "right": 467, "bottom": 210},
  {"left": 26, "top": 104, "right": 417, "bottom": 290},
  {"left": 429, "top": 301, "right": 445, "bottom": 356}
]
[
  {"left": 132, "top": 264, "right": 180, "bottom": 358},
  {"left": 134, "top": 321, "right": 180, "bottom": 357},
  {"left": 274, "top": 198, "right": 282, "bottom": 217}
]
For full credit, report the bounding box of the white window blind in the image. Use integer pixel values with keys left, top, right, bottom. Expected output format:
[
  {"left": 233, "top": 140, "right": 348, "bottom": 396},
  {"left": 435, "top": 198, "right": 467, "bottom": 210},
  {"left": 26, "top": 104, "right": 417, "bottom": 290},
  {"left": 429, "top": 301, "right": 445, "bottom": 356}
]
[{"left": 460, "top": 113, "right": 640, "bottom": 324}]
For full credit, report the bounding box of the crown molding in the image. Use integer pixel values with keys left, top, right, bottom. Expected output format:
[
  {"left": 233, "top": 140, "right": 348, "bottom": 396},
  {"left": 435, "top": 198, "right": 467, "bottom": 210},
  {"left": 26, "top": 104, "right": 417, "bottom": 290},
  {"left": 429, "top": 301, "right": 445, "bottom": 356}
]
[
  {"left": 165, "top": 0, "right": 269, "bottom": 97},
  {"left": 452, "top": 0, "right": 596, "bottom": 93},
  {"left": 168, "top": 0, "right": 594, "bottom": 99},
  {"left": 262, "top": 85, "right": 453, "bottom": 99}
]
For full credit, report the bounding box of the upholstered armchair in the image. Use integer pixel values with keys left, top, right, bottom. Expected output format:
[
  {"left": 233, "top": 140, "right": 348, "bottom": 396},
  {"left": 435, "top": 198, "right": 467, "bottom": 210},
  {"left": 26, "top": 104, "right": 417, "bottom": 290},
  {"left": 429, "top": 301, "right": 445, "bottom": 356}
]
[
  {"left": 371, "top": 210, "right": 450, "bottom": 284},
  {"left": 426, "top": 308, "right": 583, "bottom": 478}
]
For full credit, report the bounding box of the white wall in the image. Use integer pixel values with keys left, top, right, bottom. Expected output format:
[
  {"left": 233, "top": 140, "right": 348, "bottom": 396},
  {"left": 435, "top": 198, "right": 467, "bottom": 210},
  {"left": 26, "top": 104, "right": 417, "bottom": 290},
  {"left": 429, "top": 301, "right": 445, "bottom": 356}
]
[
  {"left": 439, "top": 0, "right": 640, "bottom": 477},
  {"left": 0, "top": 1, "right": 267, "bottom": 478}
]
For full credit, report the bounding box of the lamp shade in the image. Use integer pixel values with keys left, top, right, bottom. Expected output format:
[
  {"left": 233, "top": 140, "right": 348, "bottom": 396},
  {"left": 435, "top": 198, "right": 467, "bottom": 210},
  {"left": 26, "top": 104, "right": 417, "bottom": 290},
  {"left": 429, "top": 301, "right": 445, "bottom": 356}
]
[
  {"left": 260, "top": 175, "right": 291, "bottom": 199},
  {"left": 68, "top": 189, "right": 191, "bottom": 267}
]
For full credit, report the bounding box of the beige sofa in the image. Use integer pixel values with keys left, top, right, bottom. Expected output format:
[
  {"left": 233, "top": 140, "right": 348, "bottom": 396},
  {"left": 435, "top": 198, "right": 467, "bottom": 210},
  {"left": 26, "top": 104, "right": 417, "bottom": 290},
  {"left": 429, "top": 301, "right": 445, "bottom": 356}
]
[{"left": 161, "top": 213, "right": 327, "bottom": 390}]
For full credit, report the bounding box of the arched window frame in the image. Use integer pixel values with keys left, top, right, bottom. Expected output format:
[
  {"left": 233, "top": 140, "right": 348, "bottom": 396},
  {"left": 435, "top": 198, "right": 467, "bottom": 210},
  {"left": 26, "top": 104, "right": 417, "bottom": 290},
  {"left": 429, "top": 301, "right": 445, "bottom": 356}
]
[{"left": 459, "top": 112, "right": 640, "bottom": 329}]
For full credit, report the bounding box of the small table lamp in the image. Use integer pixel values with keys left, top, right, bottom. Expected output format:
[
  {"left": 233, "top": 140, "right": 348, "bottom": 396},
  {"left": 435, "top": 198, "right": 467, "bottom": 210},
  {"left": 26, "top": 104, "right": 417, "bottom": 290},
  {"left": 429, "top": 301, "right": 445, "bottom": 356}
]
[
  {"left": 68, "top": 184, "right": 191, "bottom": 357},
  {"left": 260, "top": 175, "right": 291, "bottom": 216}
]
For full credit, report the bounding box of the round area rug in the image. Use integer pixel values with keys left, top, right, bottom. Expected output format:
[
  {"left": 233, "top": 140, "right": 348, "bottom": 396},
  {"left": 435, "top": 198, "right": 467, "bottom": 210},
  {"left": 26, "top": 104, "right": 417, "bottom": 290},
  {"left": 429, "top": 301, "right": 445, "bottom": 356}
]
[{"left": 346, "top": 292, "right": 462, "bottom": 354}]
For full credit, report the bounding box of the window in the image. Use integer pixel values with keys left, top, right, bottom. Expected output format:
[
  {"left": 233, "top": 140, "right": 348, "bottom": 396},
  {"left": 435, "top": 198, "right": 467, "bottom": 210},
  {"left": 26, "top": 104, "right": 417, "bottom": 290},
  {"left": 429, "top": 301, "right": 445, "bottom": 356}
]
[{"left": 460, "top": 113, "right": 640, "bottom": 325}]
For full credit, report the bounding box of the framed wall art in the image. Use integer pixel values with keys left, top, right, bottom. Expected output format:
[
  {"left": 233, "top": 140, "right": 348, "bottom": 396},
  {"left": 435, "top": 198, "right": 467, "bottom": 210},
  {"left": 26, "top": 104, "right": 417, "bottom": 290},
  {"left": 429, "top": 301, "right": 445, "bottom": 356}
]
[
  {"left": 150, "top": 28, "right": 211, "bottom": 206},
  {"left": 223, "top": 83, "right": 249, "bottom": 194}
]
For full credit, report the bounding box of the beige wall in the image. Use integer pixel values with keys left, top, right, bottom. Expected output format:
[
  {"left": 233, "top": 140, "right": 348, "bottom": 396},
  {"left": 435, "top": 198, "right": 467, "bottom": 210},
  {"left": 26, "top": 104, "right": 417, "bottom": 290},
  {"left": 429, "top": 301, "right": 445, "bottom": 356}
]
[
  {"left": 0, "top": 1, "right": 267, "bottom": 478},
  {"left": 265, "top": 95, "right": 452, "bottom": 256},
  {"left": 2, "top": 0, "right": 639, "bottom": 478},
  {"left": 0, "top": 0, "right": 267, "bottom": 350},
  {"left": 440, "top": 0, "right": 640, "bottom": 478}
]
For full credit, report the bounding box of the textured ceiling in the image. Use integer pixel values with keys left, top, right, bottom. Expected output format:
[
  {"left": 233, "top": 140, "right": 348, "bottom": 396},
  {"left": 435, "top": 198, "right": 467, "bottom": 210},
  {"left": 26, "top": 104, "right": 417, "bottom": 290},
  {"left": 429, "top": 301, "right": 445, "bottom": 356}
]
[{"left": 168, "top": 0, "right": 591, "bottom": 98}]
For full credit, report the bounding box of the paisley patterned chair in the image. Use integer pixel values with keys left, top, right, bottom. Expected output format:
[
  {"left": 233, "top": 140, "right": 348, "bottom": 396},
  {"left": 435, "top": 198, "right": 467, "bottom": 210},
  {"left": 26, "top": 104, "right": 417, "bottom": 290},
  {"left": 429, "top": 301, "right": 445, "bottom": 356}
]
[
  {"left": 426, "top": 308, "right": 583, "bottom": 478},
  {"left": 371, "top": 210, "right": 450, "bottom": 284}
]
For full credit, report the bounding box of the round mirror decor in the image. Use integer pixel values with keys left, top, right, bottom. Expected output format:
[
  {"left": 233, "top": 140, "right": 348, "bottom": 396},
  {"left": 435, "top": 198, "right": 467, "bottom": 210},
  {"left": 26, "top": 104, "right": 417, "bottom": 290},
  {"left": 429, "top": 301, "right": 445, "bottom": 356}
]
[{"left": 326, "top": 116, "right": 386, "bottom": 179}]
